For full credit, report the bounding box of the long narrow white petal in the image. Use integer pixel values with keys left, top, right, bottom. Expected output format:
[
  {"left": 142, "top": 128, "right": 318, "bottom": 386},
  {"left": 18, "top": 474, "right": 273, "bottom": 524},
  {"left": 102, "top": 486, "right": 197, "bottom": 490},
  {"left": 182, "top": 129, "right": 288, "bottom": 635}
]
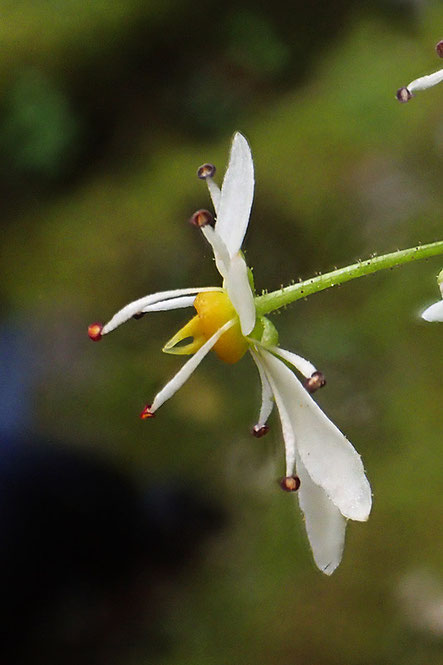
[
  {"left": 225, "top": 252, "right": 256, "bottom": 335},
  {"left": 150, "top": 319, "right": 235, "bottom": 413},
  {"left": 142, "top": 296, "right": 196, "bottom": 312},
  {"left": 421, "top": 299, "right": 443, "bottom": 322},
  {"left": 267, "top": 345, "right": 317, "bottom": 379},
  {"left": 102, "top": 287, "right": 222, "bottom": 335},
  {"left": 201, "top": 226, "right": 230, "bottom": 278},
  {"left": 216, "top": 132, "right": 254, "bottom": 257},
  {"left": 258, "top": 349, "right": 372, "bottom": 522},
  {"left": 206, "top": 177, "right": 221, "bottom": 213},
  {"left": 250, "top": 350, "right": 274, "bottom": 427},
  {"left": 296, "top": 457, "right": 347, "bottom": 575},
  {"left": 408, "top": 68, "right": 443, "bottom": 93}
]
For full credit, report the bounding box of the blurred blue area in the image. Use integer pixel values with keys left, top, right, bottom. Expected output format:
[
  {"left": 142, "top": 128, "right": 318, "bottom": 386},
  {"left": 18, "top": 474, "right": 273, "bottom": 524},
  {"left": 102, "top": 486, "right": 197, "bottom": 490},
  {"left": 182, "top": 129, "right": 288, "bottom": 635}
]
[{"left": 0, "top": 322, "right": 34, "bottom": 439}]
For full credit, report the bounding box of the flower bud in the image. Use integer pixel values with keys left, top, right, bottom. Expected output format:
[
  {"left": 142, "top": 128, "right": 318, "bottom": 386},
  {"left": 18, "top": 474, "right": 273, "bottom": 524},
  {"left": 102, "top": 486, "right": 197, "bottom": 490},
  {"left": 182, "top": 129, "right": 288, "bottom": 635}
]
[
  {"left": 197, "top": 163, "right": 216, "bottom": 179},
  {"left": 140, "top": 404, "right": 155, "bottom": 419},
  {"left": 279, "top": 475, "right": 301, "bottom": 492},
  {"left": 189, "top": 209, "right": 215, "bottom": 228},
  {"left": 251, "top": 424, "right": 270, "bottom": 438},
  {"left": 304, "top": 371, "right": 326, "bottom": 394},
  {"left": 88, "top": 322, "right": 103, "bottom": 341},
  {"left": 396, "top": 87, "right": 413, "bottom": 103},
  {"left": 436, "top": 40, "right": 443, "bottom": 58}
]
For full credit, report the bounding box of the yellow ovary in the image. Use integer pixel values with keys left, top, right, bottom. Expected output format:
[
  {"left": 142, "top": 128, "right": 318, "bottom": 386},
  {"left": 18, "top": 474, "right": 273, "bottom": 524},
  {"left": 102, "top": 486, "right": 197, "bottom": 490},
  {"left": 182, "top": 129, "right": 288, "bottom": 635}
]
[
  {"left": 194, "top": 291, "right": 248, "bottom": 364},
  {"left": 163, "top": 291, "right": 249, "bottom": 364}
]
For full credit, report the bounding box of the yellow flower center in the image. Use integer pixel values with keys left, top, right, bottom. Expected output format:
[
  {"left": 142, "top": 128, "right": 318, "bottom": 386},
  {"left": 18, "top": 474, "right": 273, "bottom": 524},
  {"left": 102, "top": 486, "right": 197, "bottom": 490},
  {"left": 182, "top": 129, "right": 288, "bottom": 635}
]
[
  {"left": 194, "top": 291, "right": 248, "bottom": 364},
  {"left": 163, "top": 291, "right": 249, "bottom": 364}
]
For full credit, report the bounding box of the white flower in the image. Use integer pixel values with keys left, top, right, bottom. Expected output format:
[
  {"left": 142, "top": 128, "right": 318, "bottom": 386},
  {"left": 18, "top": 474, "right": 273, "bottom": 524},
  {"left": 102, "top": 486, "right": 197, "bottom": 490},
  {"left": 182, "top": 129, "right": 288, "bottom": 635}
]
[
  {"left": 89, "top": 132, "right": 371, "bottom": 574},
  {"left": 421, "top": 270, "right": 443, "bottom": 322}
]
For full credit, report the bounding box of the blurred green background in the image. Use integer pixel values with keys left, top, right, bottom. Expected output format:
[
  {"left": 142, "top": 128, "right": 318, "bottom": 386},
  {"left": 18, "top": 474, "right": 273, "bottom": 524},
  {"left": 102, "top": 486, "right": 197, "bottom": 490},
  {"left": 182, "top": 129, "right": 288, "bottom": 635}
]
[{"left": 1, "top": 0, "right": 442, "bottom": 663}]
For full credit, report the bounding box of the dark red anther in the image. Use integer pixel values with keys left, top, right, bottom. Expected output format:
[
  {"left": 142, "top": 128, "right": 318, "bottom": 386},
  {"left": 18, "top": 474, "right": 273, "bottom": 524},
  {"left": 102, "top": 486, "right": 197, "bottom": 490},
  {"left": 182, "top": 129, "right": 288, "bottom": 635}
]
[
  {"left": 435, "top": 40, "right": 443, "bottom": 58},
  {"left": 279, "top": 476, "right": 301, "bottom": 492},
  {"left": 140, "top": 404, "right": 155, "bottom": 420},
  {"left": 132, "top": 312, "right": 146, "bottom": 320},
  {"left": 197, "top": 163, "right": 216, "bottom": 179},
  {"left": 189, "top": 209, "right": 215, "bottom": 228},
  {"left": 396, "top": 87, "right": 412, "bottom": 103},
  {"left": 88, "top": 322, "right": 103, "bottom": 341},
  {"left": 304, "top": 371, "right": 326, "bottom": 394},
  {"left": 252, "top": 424, "right": 269, "bottom": 438}
]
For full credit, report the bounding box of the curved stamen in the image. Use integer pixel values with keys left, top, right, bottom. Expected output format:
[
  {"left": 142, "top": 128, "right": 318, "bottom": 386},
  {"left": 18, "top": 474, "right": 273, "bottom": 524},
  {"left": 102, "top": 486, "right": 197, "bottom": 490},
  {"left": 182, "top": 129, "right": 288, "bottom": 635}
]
[
  {"left": 142, "top": 296, "right": 197, "bottom": 313},
  {"left": 197, "top": 162, "right": 220, "bottom": 212},
  {"left": 101, "top": 287, "right": 223, "bottom": 335},
  {"left": 250, "top": 349, "right": 274, "bottom": 435},
  {"left": 265, "top": 344, "right": 317, "bottom": 379}
]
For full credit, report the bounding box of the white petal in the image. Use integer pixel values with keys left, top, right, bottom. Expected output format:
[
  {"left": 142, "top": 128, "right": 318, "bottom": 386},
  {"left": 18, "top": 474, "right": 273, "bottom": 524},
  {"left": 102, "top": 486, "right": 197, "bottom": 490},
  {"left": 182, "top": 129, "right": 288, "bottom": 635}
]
[
  {"left": 267, "top": 345, "right": 317, "bottom": 379},
  {"left": 421, "top": 299, "right": 443, "bottom": 322},
  {"left": 201, "top": 225, "right": 230, "bottom": 278},
  {"left": 225, "top": 252, "right": 256, "bottom": 335},
  {"left": 250, "top": 350, "right": 274, "bottom": 427},
  {"left": 150, "top": 319, "right": 235, "bottom": 413},
  {"left": 258, "top": 350, "right": 372, "bottom": 522},
  {"left": 206, "top": 177, "right": 221, "bottom": 213},
  {"left": 216, "top": 132, "right": 254, "bottom": 257},
  {"left": 257, "top": 349, "right": 346, "bottom": 573},
  {"left": 142, "top": 296, "right": 196, "bottom": 312},
  {"left": 296, "top": 458, "right": 347, "bottom": 575},
  {"left": 408, "top": 68, "right": 443, "bottom": 93},
  {"left": 102, "top": 287, "right": 222, "bottom": 335}
]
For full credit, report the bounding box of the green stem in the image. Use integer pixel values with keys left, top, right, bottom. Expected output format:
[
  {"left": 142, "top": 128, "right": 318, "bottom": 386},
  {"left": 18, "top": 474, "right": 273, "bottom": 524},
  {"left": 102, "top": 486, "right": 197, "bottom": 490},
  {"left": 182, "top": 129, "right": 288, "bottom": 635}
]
[{"left": 255, "top": 241, "right": 443, "bottom": 315}]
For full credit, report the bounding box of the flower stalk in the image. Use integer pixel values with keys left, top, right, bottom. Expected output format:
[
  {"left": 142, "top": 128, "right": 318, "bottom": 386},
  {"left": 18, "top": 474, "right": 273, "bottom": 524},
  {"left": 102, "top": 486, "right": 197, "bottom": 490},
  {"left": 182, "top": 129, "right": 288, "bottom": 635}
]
[{"left": 256, "top": 241, "right": 443, "bottom": 315}]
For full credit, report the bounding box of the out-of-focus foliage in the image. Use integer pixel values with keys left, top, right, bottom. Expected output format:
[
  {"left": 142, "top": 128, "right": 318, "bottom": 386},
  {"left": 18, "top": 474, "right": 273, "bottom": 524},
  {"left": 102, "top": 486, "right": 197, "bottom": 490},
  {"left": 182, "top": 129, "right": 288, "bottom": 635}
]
[{"left": 0, "top": 0, "right": 442, "bottom": 663}]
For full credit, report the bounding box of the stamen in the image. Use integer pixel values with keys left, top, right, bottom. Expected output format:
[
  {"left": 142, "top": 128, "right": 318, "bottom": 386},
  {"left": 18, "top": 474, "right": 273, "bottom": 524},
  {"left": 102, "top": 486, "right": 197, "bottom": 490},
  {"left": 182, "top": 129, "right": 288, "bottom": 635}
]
[
  {"left": 279, "top": 475, "right": 301, "bottom": 492},
  {"left": 197, "top": 163, "right": 216, "bottom": 179},
  {"left": 140, "top": 404, "right": 155, "bottom": 420},
  {"left": 304, "top": 371, "right": 326, "bottom": 393},
  {"left": 189, "top": 209, "right": 215, "bottom": 228},
  {"left": 197, "top": 163, "right": 220, "bottom": 212},
  {"left": 252, "top": 424, "right": 270, "bottom": 438},
  {"left": 436, "top": 40, "right": 443, "bottom": 58},
  {"left": 88, "top": 322, "right": 103, "bottom": 341},
  {"left": 132, "top": 312, "right": 146, "bottom": 320},
  {"left": 396, "top": 86, "right": 412, "bottom": 103}
]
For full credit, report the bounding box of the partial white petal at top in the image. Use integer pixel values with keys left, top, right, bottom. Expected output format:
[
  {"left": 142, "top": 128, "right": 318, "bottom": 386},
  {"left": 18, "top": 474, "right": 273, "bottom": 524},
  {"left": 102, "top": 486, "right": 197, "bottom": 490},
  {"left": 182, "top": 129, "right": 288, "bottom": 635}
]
[
  {"left": 250, "top": 350, "right": 275, "bottom": 427},
  {"left": 268, "top": 345, "right": 317, "bottom": 379},
  {"left": 102, "top": 287, "right": 222, "bottom": 335},
  {"left": 216, "top": 132, "right": 255, "bottom": 257},
  {"left": 257, "top": 350, "right": 372, "bottom": 522},
  {"left": 296, "top": 457, "right": 347, "bottom": 575},
  {"left": 142, "top": 296, "right": 196, "bottom": 312},
  {"left": 225, "top": 252, "right": 256, "bottom": 336},
  {"left": 421, "top": 299, "right": 443, "bottom": 322},
  {"left": 408, "top": 68, "right": 443, "bottom": 93},
  {"left": 150, "top": 319, "right": 235, "bottom": 413}
]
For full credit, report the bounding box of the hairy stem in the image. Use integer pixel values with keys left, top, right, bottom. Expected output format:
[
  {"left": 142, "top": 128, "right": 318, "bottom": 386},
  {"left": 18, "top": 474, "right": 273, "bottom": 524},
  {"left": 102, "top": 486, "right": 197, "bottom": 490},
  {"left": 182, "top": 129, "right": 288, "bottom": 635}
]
[{"left": 255, "top": 241, "right": 443, "bottom": 315}]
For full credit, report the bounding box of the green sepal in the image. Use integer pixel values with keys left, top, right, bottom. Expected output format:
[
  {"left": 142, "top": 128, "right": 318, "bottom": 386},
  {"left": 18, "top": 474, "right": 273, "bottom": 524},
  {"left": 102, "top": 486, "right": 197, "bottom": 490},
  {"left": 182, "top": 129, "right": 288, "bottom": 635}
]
[{"left": 248, "top": 315, "right": 279, "bottom": 347}]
